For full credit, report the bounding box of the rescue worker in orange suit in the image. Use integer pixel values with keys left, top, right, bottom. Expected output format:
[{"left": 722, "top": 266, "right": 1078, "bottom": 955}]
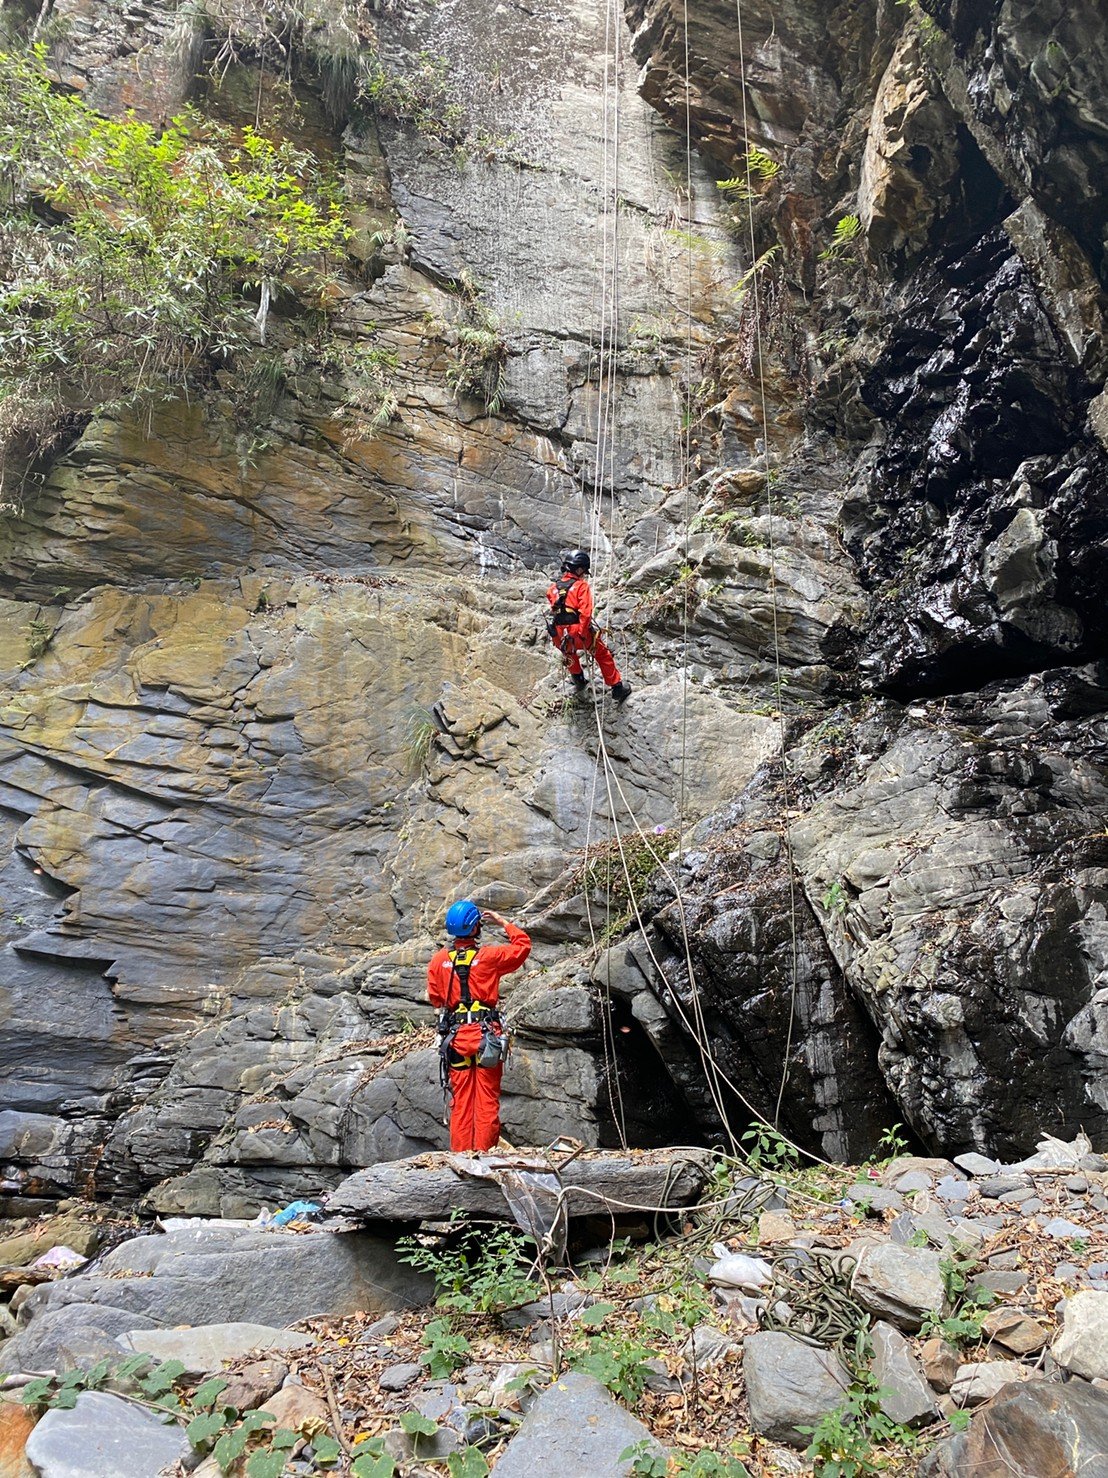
[
  {"left": 427, "top": 901, "right": 531, "bottom": 1152},
  {"left": 546, "top": 549, "right": 631, "bottom": 703}
]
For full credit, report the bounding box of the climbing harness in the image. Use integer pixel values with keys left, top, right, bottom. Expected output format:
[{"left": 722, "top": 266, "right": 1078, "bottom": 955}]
[
  {"left": 547, "top": 572, "right": 583, "bottom": 635},
  {"left": 436, "top": 946, "right": 509, "bottom": 1118}
]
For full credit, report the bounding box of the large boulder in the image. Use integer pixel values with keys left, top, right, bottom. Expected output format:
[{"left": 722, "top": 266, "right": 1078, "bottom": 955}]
[
  {"left": 742, "top": 1332, "right": 850, "bottom": 1446},
  {"left": 19, "top": 1226, "right": 430, "bottom": 1330},
  {"left": 24, "top": 1390, "right": 189, "bottom": 1478},
  {"left": 851, "top": 1245, "right": 946, "bottom": 1332},
  {"left": 493, "top": 1371, "right": 664, "bottom": 1477},
  {"left": 325, "top": 1148, "right": 712, "bottom": 1223},
  {"left": 1052, "top": 1290, "right": 1108, "bottom": 1379},
  {"left": 920, "top": 1378, "right": 1108, "bottom": 1476},
  {"left": 0, "top": 1305, "right": 157, "bottom": 1376}
]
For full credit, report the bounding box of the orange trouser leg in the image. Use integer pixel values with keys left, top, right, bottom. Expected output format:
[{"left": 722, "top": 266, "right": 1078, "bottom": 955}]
[
  {"left": 448, "top": 1064, "right": 477, "bottom": 1151},
  {"left": 473, "top": 1063, "right": 503, "bottom": 1150},
  {"left": 551, "top": 630, "right": 583, "bottom": 676},
  {"left": 553, "top": 630, "right": 621, "bottom": 685},
  {"left": 591, "top": 634, "right": 621, "bottom": 687},
  {"left": 448, "top": 1064, "right": 503, "bottom": 1151}
]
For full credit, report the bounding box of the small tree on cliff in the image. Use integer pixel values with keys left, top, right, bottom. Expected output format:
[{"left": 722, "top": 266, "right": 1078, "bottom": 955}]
[{"left": 0, "top": 45, "right": 350, "bottom": 491}]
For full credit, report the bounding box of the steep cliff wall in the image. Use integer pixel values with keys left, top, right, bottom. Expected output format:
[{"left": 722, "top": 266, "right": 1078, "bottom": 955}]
[
  {"left": 1, "top": 0, "right": 1105, "bottom": 1210},
  {"left": 623, "top": 0, "right": 1108, "bottom": 1158}
]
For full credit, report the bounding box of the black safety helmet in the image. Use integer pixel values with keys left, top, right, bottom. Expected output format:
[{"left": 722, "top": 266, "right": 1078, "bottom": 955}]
[{"left": 561, "top": 548, "right": 590, "bottom": 574}]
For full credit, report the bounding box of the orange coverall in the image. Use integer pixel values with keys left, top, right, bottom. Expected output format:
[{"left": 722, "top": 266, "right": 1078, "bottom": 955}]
[
  {"left": 546, "top": 574, "right": 622, "bottom": 687},
  {"left": 427, "top": 922, "right": 531, "bottom": 1151}
]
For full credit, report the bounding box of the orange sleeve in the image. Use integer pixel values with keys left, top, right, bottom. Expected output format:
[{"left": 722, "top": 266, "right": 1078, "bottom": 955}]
[
  {"left": 427, "top": 949, "right": 448, "bottom": 1008},
  {"left": 480, "top": 922, "right": 532, "bottom": 979}
]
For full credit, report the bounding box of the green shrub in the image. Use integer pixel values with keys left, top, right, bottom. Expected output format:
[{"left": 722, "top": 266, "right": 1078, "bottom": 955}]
[{"left": 0, "top": 45, "right": 348, "bottom": 470}]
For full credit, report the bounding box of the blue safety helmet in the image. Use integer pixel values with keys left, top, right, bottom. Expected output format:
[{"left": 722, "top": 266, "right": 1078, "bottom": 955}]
[{"left": 445, "top": 899, "right": 482, "bottom": 938}]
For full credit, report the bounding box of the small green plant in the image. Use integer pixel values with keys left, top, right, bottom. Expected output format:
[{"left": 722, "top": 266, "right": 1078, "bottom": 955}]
[
  {"left": 22, "top": 616, "right": 54, "bottom": 665},
  {"left": 350, "top": 1436, "right": 397, "bottom": 1477},
  {"left": 803, "top": 1375, "right": 917, "bottom": 1476},
  {"left": 716, "top": 145, "right": 779, "bottom": 202},
  {"left": 417, "top": 1316, "right": 472, "bottom": 1379},
  {"left": 820, "top": 214, "right": 862, "bottom": 261},
  {"left": 403, "top": 705, "right": 440, "bottom": 775},
  {"left": 425, "top": 273, "right": 507, "bottom": 414},
  {"left": 566, "top": 1328, "right": 657, "bottom": 1404},
  {"left": 874, "top": 1123, "right": 909, "bottom": 1161},
  {"left": 570, "top": 831, "right": 668, "bottom": 930},
  {"left": 621, "top": 1440, "right": 751, "bottom": 1476},
  {"left": 729, "top": 244, "right": 781, "bottom": 306},
  {"left": 821, "top": 880, "right": 848, "bottom": 915},
  {"left": 665, "top": 228, "right": 728, "bottom": 260},
  {"left": 398, "top": 1215, "right": 539, "bottom": 1316},
  {"left": 360, "top": 48, "right": 465, "bottom": 142},
  {"left": 741, "top": 1121, "right": 801, "bottom": 1175},
  {"left": 317, "top": 339, "right": 401, "bottom": 444},
  {"left": 920, "top": 1244, "right": 995, "bottom": 1347},
  {"left": 446, "top": 1449, "right": 491, "bottom": 1478}
]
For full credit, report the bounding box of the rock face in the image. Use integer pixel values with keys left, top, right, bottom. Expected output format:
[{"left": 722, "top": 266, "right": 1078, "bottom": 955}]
[{"left": 1, "top": 0, "right": 1107, "bottom": 1204}]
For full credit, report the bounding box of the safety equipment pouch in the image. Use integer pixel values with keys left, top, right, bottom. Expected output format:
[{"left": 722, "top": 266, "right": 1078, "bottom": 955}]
[{"left": 477, "top": 1028, "right": 507, "bottom": 1068}]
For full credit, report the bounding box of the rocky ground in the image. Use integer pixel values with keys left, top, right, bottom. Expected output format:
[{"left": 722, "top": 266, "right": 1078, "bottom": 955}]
[{"left": 3, "top": 1139, "right": 1108, "bottom": 1474}]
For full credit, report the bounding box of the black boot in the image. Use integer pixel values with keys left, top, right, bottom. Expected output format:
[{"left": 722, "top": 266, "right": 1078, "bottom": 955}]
[
  {"left": 609, "top": 681, "right": 631, "bottom": 704},
  {"left": 569, "top": 672, "right": 587, "bottom": 691}
]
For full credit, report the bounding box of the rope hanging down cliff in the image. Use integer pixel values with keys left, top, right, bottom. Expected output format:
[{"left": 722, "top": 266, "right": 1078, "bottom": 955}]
[{"left": 575, "top": 0, "right": 822, "bottom": 1167}]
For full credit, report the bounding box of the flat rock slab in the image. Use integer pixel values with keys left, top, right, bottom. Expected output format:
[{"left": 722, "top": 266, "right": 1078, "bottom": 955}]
[
  {"left": 920, "top": 1378, "right": 1108, "bottom": 1476},
  {"left": 24, "top": 1390, "right": 188, "bottom": 1478},
  {"left": 326, "top": 1149, "right": 712, "bottom": 1223},
  {"left": 121, "top": 1321, "right": 316, "bottom": 1376},
  {"left": 493, "top": 1371, "right": 664, "bottom": 1477},
  {"left": 742, "top": 1331, "right": 850, "bottom": 1446},
  {"left": 950, "top": 1359, "right": 1027, "bottom": 1407},
  {"left": 21, "top": 1226, "right": 430, "bottom": 1330}
]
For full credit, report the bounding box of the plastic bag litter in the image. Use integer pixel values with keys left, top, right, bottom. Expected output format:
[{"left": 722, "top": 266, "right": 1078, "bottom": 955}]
[
  {"left": 161, "top": 1217, "right": 256, "bottom": 1232},
  {"left": 707, "top": 1252, "right": 774, "bottom": 1290},
  {"left": 30, "top": 1245, "right": 87, "bottom": 1271},
  {"left": 452, "top": 1155, "right": 567, "bottom": 1262},
  {"left": 268, "top": 1200, "right": 323, "bottom": 1229},
  {"left": 1010, "top": 1131, "right": 1094, "bottom": 1173}
]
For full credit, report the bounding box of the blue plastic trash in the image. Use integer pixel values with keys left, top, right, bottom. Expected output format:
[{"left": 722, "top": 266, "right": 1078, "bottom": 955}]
[{"left": 270, "top": 1199, "right": 322, "bottom": 1227}]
